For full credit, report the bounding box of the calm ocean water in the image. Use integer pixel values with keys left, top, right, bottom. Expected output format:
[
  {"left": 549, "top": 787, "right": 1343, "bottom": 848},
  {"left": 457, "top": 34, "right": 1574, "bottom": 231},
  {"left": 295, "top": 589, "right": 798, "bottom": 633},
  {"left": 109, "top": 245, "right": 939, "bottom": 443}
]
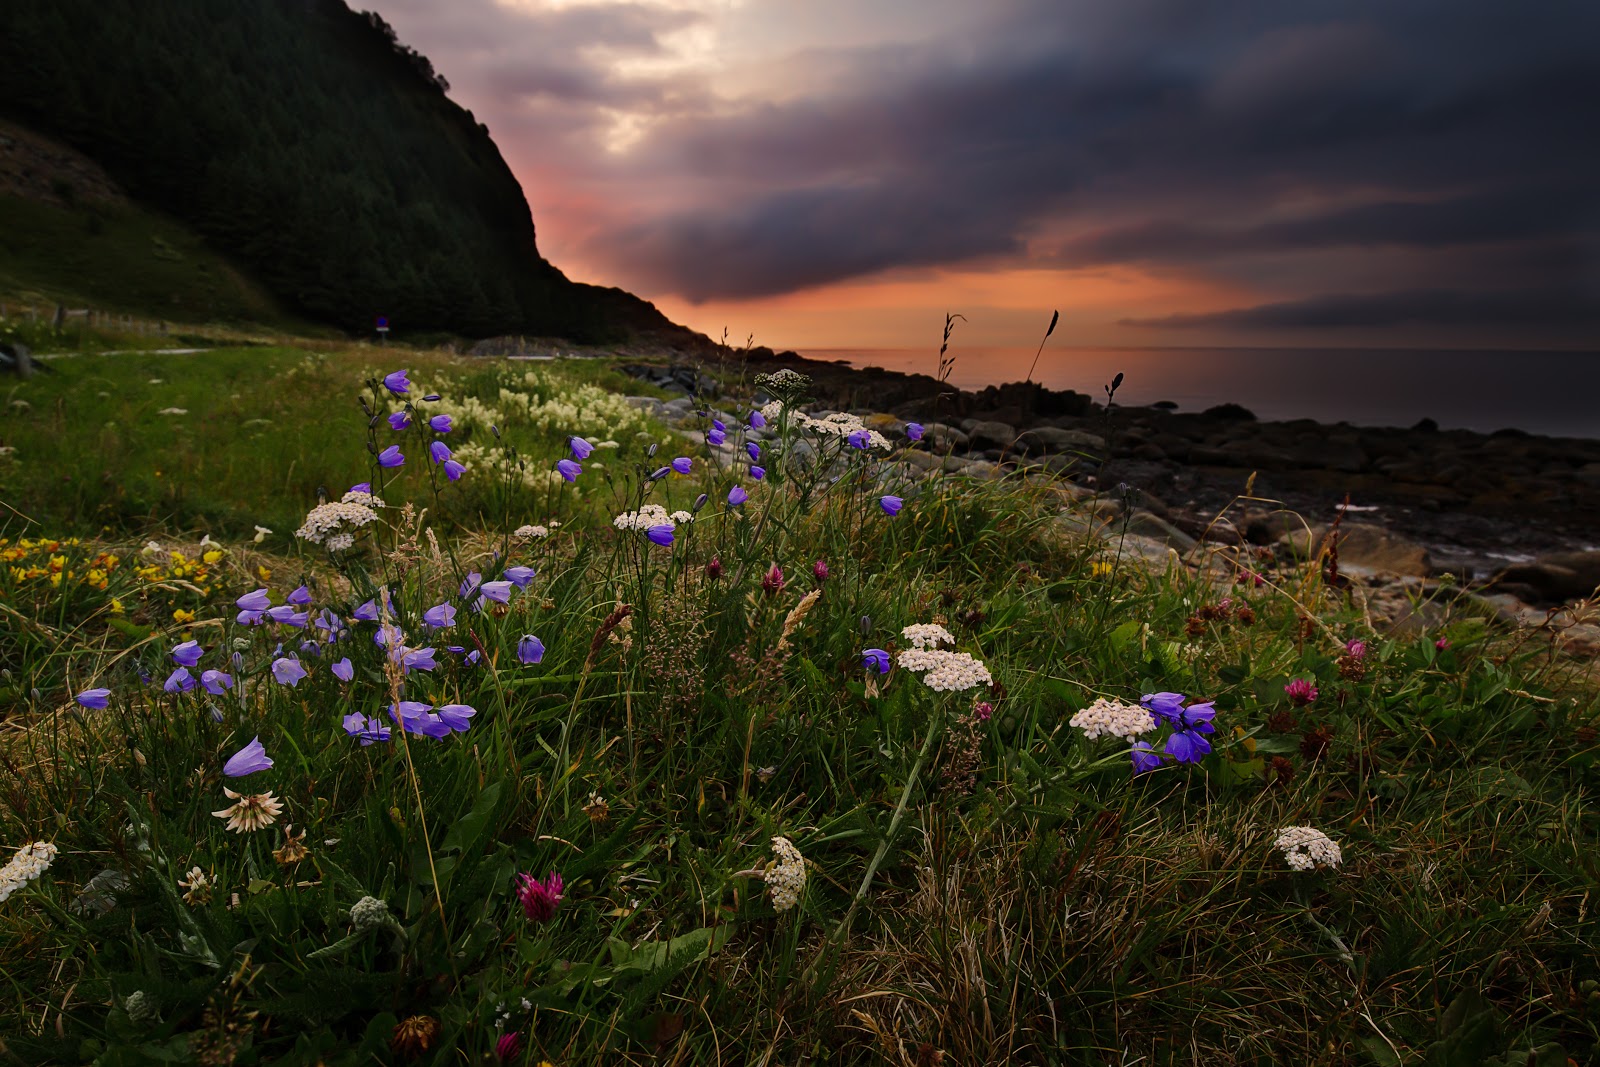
[{"left": 797, "top": 346, "right": 1600, "bottom": 439}]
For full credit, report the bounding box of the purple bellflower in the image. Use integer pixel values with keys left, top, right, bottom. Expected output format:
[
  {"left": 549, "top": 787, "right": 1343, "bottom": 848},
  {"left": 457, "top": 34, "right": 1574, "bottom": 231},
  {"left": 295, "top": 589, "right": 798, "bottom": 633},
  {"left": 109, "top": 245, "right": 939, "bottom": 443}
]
[{"left": 223, "top": 736, "right": 273, "bottom": 778}]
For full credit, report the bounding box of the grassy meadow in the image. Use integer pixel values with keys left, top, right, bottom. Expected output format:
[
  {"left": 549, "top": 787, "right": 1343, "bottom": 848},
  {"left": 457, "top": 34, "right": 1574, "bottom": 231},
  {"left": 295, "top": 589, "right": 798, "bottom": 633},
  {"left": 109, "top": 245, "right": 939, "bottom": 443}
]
[{"left": 1, "top": 327, "right": 1598, "bottom": 1066}]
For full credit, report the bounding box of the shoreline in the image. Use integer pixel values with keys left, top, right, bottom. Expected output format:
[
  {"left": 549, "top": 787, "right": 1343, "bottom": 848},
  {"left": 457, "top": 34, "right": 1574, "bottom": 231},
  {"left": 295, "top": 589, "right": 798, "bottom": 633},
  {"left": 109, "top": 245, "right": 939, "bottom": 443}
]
[{"left": 729, "top": 346, "right": 1600, "bottom": 583}]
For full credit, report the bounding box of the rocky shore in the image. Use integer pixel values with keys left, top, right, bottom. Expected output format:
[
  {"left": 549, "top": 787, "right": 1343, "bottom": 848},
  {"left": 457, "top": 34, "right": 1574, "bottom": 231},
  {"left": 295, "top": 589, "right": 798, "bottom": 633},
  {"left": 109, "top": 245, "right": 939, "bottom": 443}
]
[{"left": 613, "top": 346, "right": 1600, "bottom": 618}]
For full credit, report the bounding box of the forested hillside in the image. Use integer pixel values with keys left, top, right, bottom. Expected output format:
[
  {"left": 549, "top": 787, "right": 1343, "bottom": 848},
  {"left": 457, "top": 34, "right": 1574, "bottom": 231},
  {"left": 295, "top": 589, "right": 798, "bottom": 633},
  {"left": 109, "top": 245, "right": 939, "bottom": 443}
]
[{"left": 0, "top": 0, "right": 689, "bottom": 342}]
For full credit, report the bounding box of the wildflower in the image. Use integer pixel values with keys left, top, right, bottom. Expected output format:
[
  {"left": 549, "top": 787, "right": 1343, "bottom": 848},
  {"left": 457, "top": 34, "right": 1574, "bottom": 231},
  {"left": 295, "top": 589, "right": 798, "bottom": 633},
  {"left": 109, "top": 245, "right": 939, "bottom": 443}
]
[
  {"left": 583, "top": 792, "right": 610, "bottom": 823},
  {"left": 750, "top": 464, "right": 766, "bottom": 479},
  {"left": 429, "top": 440, "right": 452, "bottom": 464},
  {"left": 273, "top": 825, "right": 309, "bottom": 866},
  {"left": 505, "top": 565, "right": 537, "bottom": 588},
  {"left": 746, "top": 441, "right": 761, "bottom": 461},
  {"left": 556, "top": 459, "right": 581, "bottom": 482},
  {"left": 1141, "top": 694, "right": 1217, "bottom": 763},
  {"left": 646, "top": 524, "right": 675, "bottom": 546},
  {"left": 514, "top": 524, "right": 551, "bottom": 540},
  {"left": 974, "top": 700, "right": 994, "bottom": 721},
  {"left": 172, "top": 641, "right": 204, "bottom": 667},
  {"left": 390, "top": 701, "right": 451, "bottom": 738},
  {"left": 331, "top": 658, "right": 354, "bottom": 682},
  {"left": 212, "top": 788, "right": 284, "bottom": 833},
  {"left": 896, "top": 648, "right": 992, "bottom": 692},
  {"left": 266, "top": 605, "right": 309, "bottom": 628},
  {"left": 1345, "top": 639, "right": 1367, "bottom": 660},
  {"left": 200, "top": 669, "right": 233, "bottom": 695},
  {"left": 178, "top": 867, "right": 211, "bottom": 905},
  {"left": 382, "top": 369, "right": 410, "bottom": 396},
  {"left": 270, "top": 658, "right": 307, "bottom": 687},
  {"left": 847, "top": 429, "right": 871, "bottom": 449},
  {"left": 164, "top": 667, "right": 197, "bottom": 693},
  {"left": 343, "top": 712, "right": 391, "bottom": 745},
  {"left": 388, "top": 411, "right": 412, "bottom": 431},
  {"left": 813, "top": 559, "right": 829, "bottom": 582},
  {"left": 378, "top": 445, "right": 404, "bottom": 468},
  {"left": 906, "top": 422, "right": 924, "bottom": 441},
  {"left": 0, "top": 842, "right": 58, "bottom": 903},
  {"left": 443, "top": 459, "right": 467, "bottom": 481},
  {"left": 862, "top": 648, "right": 890, "bottom": 674},
  {"left": 391, "top": 1015, "right": 440, "bottom": 1059},
  {"left": 672, "top": 456, "right": 692, "bottom": 474},
  {"left": 515, "top": 871, "right": 564, "bottom": 921},
  {"left": 480, "top": 581, "right": 515, "bottom": 606},
  {"left": 1435, "top": 637, "right": 1451, "bottom": 650},
  {"left": 1284, "top": 679, "right": 1318, "bottom": 706},
  {"left": 401, "top": 647, "right": 438, "bottom": 672},
  {"left": 436, "top": 704, "right": 477, "bottom": 732},
  {"left": 350, "top": 481, "right": 372, "bottom": 494},
  {"left": 762, "top": 563, "right": 785, "bottom": 596},
  {"left": 763, "top": 837, "right": 806, "bottom": 912},
  {"left": 749, "top": 409, "right": 767, "bottom": 429},
  {"left": 1274, "top": 826, "right": 1343, "bottom": 871},
  {"left": 423, "top": 603, "right": 456, "bottom": 628},
  {"left": 569, "top": 436, "right": 595, "bottom": 460},
  {"left": 1130, "top": 741, "right": 1164, "bottom": 774},
  {"left": 707, "top": 427, "right": 726, "bottom": 446},
  {"left": 728, "top": 485, "right": 748, "bottom": 506},
  {"left": 1070, "top": 698, "right": 1159, "bottom": 742},
  {"left": 223, "top": 736, "right": 273, "bottom": 778},
  {"left": 706, "top": 557, "right": 723, "bottom": 580},
  {"left": 496, "top": 1033, "right": 523, "bottom": 1061},
  {"left": 877, "top": 494, "right": 907, "bottom": 518},
  {"left": 429, "top": 414, "right": 453, "bottom": 434},
  {"left": 518, "top": 635, "right": 545, "bottom": 664},
  {"left": 901, "top": 623, "right": 955, "bottom": 650},
  {"left": 75, "top": 687, "right": 111, "bottom": 710},
  {"left": 353, "top": 599, "right": 379, "bottom": 622}
]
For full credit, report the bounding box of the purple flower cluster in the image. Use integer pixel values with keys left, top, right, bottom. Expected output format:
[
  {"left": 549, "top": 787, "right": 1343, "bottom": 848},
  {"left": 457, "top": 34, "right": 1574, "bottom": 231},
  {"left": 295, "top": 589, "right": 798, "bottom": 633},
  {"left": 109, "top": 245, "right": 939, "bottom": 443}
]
[
  {"left": 1132, "top": 692, "right": 1219, "bottom": 773},
  {"left": 385, "top": 700, "right": 477, "bottom": 739}
]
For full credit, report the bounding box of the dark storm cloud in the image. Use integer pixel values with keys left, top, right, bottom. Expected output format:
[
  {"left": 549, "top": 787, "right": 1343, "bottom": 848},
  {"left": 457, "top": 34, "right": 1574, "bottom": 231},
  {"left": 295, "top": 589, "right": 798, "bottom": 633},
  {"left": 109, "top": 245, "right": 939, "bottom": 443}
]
[
  {"left": 1123, "top": 288, "right": 1600, "bottom": 330},
  {"left": 374, "top": 0, "right": 1600, "bottom": 334},
  {"left": 582, "top": 0, "right": 1600, "bottom": 323}
]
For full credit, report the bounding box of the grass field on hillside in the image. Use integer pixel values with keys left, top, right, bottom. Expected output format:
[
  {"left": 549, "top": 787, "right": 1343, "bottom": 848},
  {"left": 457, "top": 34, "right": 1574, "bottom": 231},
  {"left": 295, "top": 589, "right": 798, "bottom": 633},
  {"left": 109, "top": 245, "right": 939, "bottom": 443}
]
[{"left": 0, "top": 350, "right": 1597, "bottom": 1066}]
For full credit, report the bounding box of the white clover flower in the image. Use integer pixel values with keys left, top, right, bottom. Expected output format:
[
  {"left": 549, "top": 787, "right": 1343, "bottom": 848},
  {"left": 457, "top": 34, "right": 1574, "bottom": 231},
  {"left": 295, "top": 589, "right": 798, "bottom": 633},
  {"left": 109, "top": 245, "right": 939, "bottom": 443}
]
[
  {"left": 0, "top": 841, "right": 59, "bottom": 903},
  {"left": 901, "top": 623, "right": 956, "bottom": 650},
  {"left": 764, "top": 837, "right": 807, "bottom": 912},
  {"left": 1070, "top": 698, "right": 1158, "bottom": 742},
  {"left": 1274, "top": 827, "right": 1343, "bottom": 871}
]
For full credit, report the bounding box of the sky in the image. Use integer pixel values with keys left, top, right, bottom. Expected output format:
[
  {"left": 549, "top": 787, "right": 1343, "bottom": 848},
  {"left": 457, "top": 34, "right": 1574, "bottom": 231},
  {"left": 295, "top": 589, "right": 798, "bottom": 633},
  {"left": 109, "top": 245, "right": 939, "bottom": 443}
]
[{"left": 369, "top": 0, "right": 1600, "bottom": 351}]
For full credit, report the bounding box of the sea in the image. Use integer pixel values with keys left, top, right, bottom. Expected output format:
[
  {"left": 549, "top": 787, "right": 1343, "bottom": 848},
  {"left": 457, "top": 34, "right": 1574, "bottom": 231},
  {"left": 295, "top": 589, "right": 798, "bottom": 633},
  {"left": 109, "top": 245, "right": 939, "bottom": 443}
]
[{"left": 795, "top": 346, "right": 1600, "bottom": 440}]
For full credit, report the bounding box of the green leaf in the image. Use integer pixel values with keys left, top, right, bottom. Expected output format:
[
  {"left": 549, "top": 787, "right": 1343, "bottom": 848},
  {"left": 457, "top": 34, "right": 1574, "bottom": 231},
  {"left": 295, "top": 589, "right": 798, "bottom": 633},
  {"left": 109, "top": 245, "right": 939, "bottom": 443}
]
[{"left": 442, "top": 781, "right": 504, "bottom": 855}]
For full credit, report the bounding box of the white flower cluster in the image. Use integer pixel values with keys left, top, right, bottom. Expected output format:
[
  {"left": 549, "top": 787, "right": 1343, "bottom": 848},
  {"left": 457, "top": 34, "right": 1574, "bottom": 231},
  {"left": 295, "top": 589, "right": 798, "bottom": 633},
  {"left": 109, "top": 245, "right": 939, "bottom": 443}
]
[
  {"left": 901, "top": 623, "right": 956, "bottom": 650},
  {"left": 452, "top": 443, "right": 571, "bottom": 492},
  {"left": 756, "top": 402, "right": 891, "bottom": 450},
  {"left": 341, "top": 490, "right": 385, "bottom": 508},
  {"left": 764, "top": 836, "right": 807, "bottom": 912},
  {"left": 1070, "top": 699, "right": 1158, "bottom": 742},
  {"left": 514, "top": 522, "right": 560, "bottom": 540},
  {"left": 612, "top": 505, "right": 693, "bottom": 532},
  {"left": 1274, "top": 826, "right": 1343, "bottom": 871},
  {"left": 295, "top": 499, "right": 381, "bottom": 548},
  {"left": 896, "top": 648, "right": 993, "bottom": 692},
  {"left": 0, "top": 841, "right": 58, "bottom": 903}
]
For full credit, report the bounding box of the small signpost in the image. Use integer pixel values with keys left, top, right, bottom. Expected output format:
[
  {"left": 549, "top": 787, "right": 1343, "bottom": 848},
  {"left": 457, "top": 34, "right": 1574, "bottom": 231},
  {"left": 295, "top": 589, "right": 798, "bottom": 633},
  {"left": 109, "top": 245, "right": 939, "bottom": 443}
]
[{"left": 375, "top": 315, "right": 390, "bottom": 343}]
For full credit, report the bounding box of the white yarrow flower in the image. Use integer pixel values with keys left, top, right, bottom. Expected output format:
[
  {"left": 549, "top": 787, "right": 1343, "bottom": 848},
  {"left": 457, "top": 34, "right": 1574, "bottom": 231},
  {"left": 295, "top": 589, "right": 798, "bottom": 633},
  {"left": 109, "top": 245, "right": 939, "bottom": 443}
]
[
  {"left": 900, "top": 623, "right": 956, "bottom": 650},
  {"left": 0, "top": 841, "right": 59, "bottom": 903},
  {"left": 764, "top": 837, "right": 807, "bottom": 912},
  {"left": 1070, "top": 698, "right": 1158, "bottom": 742},
  {"left": 1274, "top": 826, "right": 1343, "bottom": 871}
]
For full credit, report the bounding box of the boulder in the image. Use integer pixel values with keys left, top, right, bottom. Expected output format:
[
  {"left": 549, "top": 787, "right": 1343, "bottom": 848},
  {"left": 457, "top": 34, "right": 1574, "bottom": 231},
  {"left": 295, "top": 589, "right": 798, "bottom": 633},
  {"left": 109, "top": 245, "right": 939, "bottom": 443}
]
[
  {"left": 1016, "top": 426, "right": 1106, "bottom": 454},
  {"left": 1492, "top": 551, "right": 1600, "bottom": 605},
  {"left": 1119, "top": 511, "right": 1198, "bottom": 553},
  {"left": 965, "top": 420, "right": 1019, "bottom": 450},
  {"left": 921, "top": 423, "right": 969, "bottom": 450},
  {"left": 1319, "top": 522, "right": 1431, "bottom": 578}
]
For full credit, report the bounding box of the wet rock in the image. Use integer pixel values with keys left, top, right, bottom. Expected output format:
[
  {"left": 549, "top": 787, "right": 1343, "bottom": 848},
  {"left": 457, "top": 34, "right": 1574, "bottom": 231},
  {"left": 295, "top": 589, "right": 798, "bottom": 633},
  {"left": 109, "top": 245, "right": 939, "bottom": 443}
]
[
  {"left": 965, "top": 420, "right": 1018, "bottom": 450},
  {"left": 1492, "top": 551, "right": 1600, "bottom": 605},
  {"left": 1321, "top": 522, "right": 1432, "bottom": 578},
  {"left": 1017, "top": 426, "right": 1105, "bottom": 453}
]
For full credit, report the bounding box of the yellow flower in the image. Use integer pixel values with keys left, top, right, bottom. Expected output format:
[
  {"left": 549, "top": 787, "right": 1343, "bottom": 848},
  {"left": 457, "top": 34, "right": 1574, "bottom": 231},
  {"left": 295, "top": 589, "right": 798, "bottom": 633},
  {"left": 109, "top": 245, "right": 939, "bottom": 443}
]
[
  {"left": 257, "top": 565, "right": 272, "bottom": 582},
  {"left": 1091, "top": 561, "right": 1115, "bottom": 577},
  {"left": 47, "top": 555, "right": 66, "bottom": 573},
  {"left": 172, "top": 608, "right": 196, "bottom": 624},
  {"left": 109, "top": 597, "right": 126, "bottom": 615},
  {"left": 49, "top": 572, "right": 63, "bottom": 587},
  {"left": 202, "top": 549, "right": 223, "bottom": 564}
]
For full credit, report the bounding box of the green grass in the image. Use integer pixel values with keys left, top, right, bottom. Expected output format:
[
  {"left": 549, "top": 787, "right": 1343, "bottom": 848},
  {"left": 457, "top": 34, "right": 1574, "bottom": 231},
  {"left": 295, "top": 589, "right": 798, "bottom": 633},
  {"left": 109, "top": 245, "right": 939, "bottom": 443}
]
[
  {"left": 0, "top": 195, "right": 294, "bottom": 328},
  {"left": 0, "top": 353, "right": 1596, "bottom": 1066}
]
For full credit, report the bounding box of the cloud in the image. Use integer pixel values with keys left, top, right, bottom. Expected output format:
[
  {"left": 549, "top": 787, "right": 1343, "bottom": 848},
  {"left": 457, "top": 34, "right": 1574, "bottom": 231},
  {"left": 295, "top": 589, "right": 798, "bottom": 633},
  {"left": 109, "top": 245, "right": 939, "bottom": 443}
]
[
  {"left": 1122, "top": 288, "right": 1600, "bottom": 329},
  {"left": 369, "top": 0, "right": 1600, "bottom": 341}
]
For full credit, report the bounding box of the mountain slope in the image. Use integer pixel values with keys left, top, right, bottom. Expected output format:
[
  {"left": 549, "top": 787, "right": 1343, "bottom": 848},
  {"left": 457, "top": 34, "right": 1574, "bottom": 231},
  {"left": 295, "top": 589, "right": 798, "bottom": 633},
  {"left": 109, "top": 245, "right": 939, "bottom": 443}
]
[{"left": 0, "top": 0, "right": 699, "bottom": 344}]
